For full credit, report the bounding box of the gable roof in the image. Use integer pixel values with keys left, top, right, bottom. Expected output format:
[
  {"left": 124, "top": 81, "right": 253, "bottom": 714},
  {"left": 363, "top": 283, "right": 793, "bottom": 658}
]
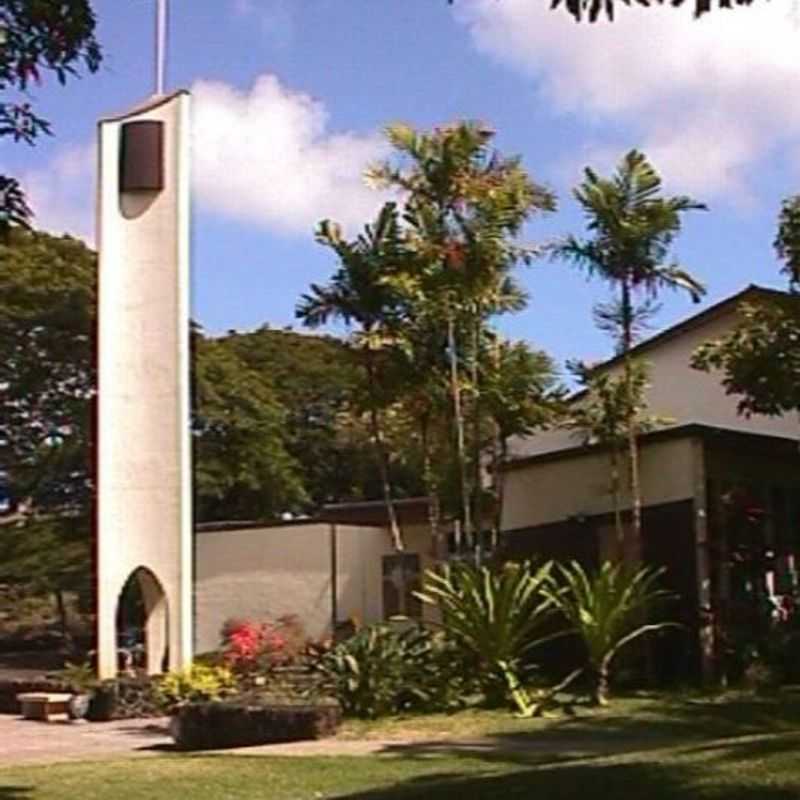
[{"left": 586, "top": 284, "right": 786, "bottom": 376}]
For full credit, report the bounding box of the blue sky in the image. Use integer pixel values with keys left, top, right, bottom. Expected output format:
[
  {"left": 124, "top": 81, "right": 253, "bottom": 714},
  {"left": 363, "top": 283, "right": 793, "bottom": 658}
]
[{"left": 4, "top": 0, "right": 800, "bottom": 375}]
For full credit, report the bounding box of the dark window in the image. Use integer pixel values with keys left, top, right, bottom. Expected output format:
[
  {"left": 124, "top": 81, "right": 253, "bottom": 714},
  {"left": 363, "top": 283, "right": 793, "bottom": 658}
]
[{"left": 382, "top": 553, "right": 422, "bottom": 620}]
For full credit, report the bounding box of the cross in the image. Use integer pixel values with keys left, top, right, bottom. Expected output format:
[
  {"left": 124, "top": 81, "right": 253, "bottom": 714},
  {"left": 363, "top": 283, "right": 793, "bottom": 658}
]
[{"left": 155, "top": 0, "right": 168, "bottom": 95}]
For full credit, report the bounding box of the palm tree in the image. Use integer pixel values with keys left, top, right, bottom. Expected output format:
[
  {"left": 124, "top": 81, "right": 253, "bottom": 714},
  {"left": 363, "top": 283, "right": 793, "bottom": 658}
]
[
  {"left": 554, "top": 150, "right": 705, "bottom": 560},
  {"left": 484, "top": 339, "right": 563, "bottom": 544},
  {"left": 547, "top": 561, "right": 677, "bottom": 705},
  {"left": 567, "top": 361, "right": 669, "bottom": 551},
  {"left": 297, "top": 203, "right": 407, "bottom": 551},
  {"left": 370, "top": 122, "right": 555, "bottom": 551}
]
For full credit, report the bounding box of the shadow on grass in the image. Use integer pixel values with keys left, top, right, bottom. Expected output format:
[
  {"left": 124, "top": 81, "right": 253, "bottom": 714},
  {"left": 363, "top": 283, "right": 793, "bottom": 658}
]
[
  {"left": 0, "top": 787, "right": 33, "bottom": 799},
  {"left": 331, "top": 734, "right": 800, "bottom": 800},
  {"left": 362, "top": 693, "right": 800, "bottom": 770}
]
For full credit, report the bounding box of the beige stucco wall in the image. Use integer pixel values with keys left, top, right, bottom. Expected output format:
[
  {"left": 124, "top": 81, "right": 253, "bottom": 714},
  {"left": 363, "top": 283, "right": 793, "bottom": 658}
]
[
  {"left": 511, "top": 301, "right": 798, "bottom": 463},
  {"left": 96, "top": 92, "right": 193, "bottom": 677},
  {"left": 194, "top": 522, "right": 405, "bottom": 653},
  {"left": 502, "top": 435, "right": 696, "bottom": 532},
  {"left": 194, "top": 520, "right": 439, "bottom": 653},
  {"left": 621, "top": 307, "right": 798, "bottom": 439}
]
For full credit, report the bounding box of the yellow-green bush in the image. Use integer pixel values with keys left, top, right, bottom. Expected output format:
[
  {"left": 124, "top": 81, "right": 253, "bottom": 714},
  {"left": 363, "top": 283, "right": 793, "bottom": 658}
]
[{"left": 155, "top": 664, "right": 237, "bottom": 708}]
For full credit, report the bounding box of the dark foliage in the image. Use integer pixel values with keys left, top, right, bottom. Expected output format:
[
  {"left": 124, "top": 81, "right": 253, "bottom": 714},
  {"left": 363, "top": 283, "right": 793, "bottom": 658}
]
[{"left": 550, "top": 0, "right": 761, "bottom": 23}]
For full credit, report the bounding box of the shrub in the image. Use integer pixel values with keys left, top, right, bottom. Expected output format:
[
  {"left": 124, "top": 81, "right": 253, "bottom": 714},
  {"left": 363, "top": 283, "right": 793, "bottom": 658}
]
[
  {"left": 415, "top": 560, "right": 560, "bottom": 712},
  {"left": 546, "top": 561, "right": 677, "bottom": 706},
  {"left": 313, "top": 622, "right": 471, "bottom": 718},
  {"left": 155, "top": 664, "right": 237, "bottom": 709},
  {"left": 87, "top": 676, "right": 164, "bottom": 721},
  {"left": 221, "top": 615, "right": 308, "bottom": 675}
]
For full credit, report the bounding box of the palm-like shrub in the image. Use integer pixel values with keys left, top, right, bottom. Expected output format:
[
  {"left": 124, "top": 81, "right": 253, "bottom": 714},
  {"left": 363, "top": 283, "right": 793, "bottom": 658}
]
[
  {"left": 314, "top": 623, "right": 471, "bottom": 718},
  {"left": 415, "top": 561, "right": 559, "bottom": 712},
  {"left": 547, "top": 561, "right": 676, "bottom": 706}
]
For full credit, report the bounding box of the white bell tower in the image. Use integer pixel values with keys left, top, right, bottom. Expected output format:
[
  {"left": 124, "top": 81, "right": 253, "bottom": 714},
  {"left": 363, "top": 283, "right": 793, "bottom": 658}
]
[{"left": 95, "top": 0, "right": 192, "bottom": 678}]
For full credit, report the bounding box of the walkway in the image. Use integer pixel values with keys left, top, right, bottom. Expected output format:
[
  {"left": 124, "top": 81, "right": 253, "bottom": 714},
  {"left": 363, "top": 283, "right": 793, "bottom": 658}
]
[{"left": 2, "top": 713, "right": 797, "bottom": 769}]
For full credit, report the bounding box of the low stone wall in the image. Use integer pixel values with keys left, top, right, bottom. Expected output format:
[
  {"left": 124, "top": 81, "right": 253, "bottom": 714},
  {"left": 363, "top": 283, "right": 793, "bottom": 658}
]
[{"left": 171, "top": 698, "right": 341, "bottom": 750}]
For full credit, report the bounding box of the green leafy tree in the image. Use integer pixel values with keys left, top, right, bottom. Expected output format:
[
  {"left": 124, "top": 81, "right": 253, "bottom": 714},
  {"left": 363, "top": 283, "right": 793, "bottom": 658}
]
[
  {"left": 546, "top": 561, "right": 676, "bottom": 705},
  {"left": 192, "top": 330, "right": 308, "bottom": 521},
  {"left": 693, "top": 197, "right": 800, "bottom": 418},
  {"left": 297, "top": 203, "right": 409, "bottom": 550},
  {"left": 220, "top": 326, "right": 384, "bottom": 508},
  {"left": 0, "top": 228, "right": 95, "bottom": 517},
  {"left": 370, "top": 121, "right": 555, "bottom": 549},
  {"left": 567, "top": 360, "right": 669, "bottom": 549},
  {"left": 0, "top": 1, "right": 102, "bottom": 236},
  {"left": 484, "top": 339, "right": 563, "bottom": 541},
  {"left": 554, "top": 150, "right": 705, "bottom": 559},
  {"left": 0, "top": 515, "right": 91, "bottom": 640}
]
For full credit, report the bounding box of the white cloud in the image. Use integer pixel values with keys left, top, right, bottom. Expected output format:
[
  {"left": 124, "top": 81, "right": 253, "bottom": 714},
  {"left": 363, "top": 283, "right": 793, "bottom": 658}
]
[
  {"left": 191, "top": 74, "right": 390, "bottom": 235},
  {"left": 19, "top": 144, "right": 95, "bottom": 244},
  {"left": 457, "top": 0, "right": 800, "bottom": 199},
  {"left": 17, "top": 73, "right": 389, "bottom": 241}
]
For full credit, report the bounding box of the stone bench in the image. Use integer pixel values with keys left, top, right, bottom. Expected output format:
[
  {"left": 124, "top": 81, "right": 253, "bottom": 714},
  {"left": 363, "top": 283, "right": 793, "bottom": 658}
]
[{"left": 17, "top": 692, "right": 74, "bottom": 722}]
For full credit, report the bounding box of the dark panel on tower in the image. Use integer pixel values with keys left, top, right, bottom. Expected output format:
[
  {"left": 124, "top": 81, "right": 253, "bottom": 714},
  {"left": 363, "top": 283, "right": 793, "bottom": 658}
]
[{"left": 120, "top": 121, "right": 164, "bottom": 192}]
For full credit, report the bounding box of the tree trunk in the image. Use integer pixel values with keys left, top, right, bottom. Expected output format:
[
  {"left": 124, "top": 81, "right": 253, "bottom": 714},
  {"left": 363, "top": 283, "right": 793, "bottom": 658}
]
[
  {"left": 447, "top": 311, "right": 473, "bottom": 552},
  {"left": 594, "top": 662, "right": 611, "bottom": 707},
  {"left": 53, "top": 589, "right": 70, "bottom": 646},
  {"left": 621, "top": 281, "right": 642, "bottom": 563},
  {"left": 365, "top": 350, "right": 403, "bottom": 552},
  {"left": 492, "top": 434, "right": 509, "bottom": 553},
  {"left": 420, "top": 415, "right": 443, "bottom": 559},
  {"left": 610, "top": 446, "right": 624, "bottom": 553},
  {"left": 471, "top": 308, "right": 483, "bottom": 559}
]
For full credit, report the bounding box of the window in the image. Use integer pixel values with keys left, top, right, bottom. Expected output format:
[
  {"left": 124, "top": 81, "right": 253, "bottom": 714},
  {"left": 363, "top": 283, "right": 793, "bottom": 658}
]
[{"left": 382, "top": 553, "right": 422, "bottom": 620}]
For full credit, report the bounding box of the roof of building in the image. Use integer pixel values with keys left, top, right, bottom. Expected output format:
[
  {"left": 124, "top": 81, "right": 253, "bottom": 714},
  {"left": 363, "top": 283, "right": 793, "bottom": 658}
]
[
  {"left": 194, "top": 497, "right": 433, "bottom": 534},
  {"left": 584, "top": 284, "right": 787, "bottom": 377},
  {"left": 503, "top": 422, "right": 800, "bottom": 473}
]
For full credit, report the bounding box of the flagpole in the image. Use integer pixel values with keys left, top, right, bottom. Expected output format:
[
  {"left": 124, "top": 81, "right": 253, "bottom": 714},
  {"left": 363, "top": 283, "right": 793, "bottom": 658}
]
[{"left": 155, "top": 0, "right": 167, "bottom": 95}]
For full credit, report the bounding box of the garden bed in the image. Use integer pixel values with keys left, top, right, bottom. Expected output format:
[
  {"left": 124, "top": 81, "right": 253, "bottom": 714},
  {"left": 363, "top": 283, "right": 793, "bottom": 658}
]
[{"left": 170, "top": 696, "right": 341, "bottom": 750}]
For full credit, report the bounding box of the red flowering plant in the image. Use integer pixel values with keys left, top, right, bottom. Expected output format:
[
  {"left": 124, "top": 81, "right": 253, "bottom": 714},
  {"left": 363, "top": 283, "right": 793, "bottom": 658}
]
[{"left": 220, "top": 615, "right": 309, "bottom": 679}]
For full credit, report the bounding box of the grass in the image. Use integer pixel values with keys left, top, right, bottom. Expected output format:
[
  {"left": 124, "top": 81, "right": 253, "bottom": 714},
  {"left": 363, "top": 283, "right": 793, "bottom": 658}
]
[
  {"left": 339, "top": 689, "right": 800, "bottom": 742},
  {"left": 3, "top": 692, "right": 800, "bottom": 799}
]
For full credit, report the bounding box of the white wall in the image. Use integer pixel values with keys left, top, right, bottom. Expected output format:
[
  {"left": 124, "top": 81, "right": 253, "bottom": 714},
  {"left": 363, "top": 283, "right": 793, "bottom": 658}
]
[
  {"left": 510, "top": 299, "right": 798, "bottom": 463},
  {"left": 194, "top": 522, "right": 397, "bottom": 654},
  {"left": 502, "top": 435, "right": 696, "bottom": 531},
  {"left": 625, "top": 307, "right": 798, "bottom": 439}
]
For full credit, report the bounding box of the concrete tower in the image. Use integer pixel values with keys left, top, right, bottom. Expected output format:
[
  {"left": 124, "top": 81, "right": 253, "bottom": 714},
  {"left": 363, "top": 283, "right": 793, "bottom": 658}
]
[{"left": 95, "top": 91, "right": 193, "bottom": 678}]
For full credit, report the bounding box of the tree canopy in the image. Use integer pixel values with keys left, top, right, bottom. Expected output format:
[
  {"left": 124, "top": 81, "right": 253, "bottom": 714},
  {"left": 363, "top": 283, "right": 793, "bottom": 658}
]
[
  {"left": 0, "top": 227, "right": 96, "bottom": 516},
  {"left": 693, "top": 198, "right": 800, "bottom": 418},
  {"left": 0, "top": 0, "right": 101, "bottom": 235},
  {"left": 550, "top": 0, "right": 761, "bottom": 22}
]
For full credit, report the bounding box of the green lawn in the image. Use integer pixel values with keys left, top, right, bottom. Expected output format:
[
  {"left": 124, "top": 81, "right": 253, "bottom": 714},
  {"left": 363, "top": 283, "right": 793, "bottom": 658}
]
[{"left": 3, "top": 692, "right": 800, "bottom": 799}]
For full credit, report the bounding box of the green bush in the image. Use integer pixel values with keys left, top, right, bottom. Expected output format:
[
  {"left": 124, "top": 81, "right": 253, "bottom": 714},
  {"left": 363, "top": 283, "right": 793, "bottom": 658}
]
[
  {"left": 415, "top": 560, "right": 560, "bottom": 712},
  {"left": 313, "top": 623, "right": 471, "bottom": 718},
  {"left": 546, "top": 561, "right": 677, "bottom": 706},
  {"left": 155, "top": 664, "right": 237, "bottom": 709}
]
